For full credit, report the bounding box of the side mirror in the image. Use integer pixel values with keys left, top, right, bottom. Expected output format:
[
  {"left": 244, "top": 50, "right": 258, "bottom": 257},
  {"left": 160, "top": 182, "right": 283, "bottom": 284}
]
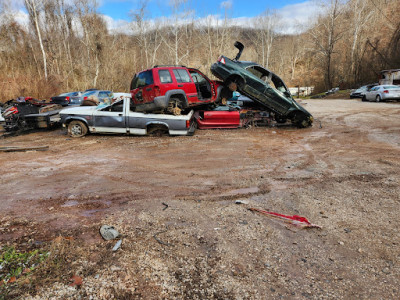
[{"left": 233, "top": 41, "right": 244, "bottom": 61}]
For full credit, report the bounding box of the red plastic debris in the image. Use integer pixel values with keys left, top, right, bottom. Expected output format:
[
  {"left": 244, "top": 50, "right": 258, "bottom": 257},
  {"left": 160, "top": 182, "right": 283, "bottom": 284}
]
[
  {"left": 69, "top": 275, "right": 83, "bottom": 287},
  {"left": 248, "top": 208, "right": 321, "bottom": 229}
]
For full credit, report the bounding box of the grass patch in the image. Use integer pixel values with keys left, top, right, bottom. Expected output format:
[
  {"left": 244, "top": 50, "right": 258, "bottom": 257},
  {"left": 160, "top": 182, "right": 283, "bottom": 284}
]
[{"left": 0, "top": 246, "right": 49, "bottom": 284}]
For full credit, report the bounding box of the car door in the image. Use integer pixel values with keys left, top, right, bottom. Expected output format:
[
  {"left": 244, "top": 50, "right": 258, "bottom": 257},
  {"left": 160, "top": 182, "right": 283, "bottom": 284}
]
[
  {"left": 126, "top": 98, "right": 147, "bottom": 135},
  {"left": 92, "top": 101, "right": 127, "bottom": 133},
  {"left": 367, "top": 87, "right": 378, "bottom": 101},
  {"left": 172, "top": 68, "right": 199, "bottom": 104},
  {"left": 244, "top": 66, "right": 291, "bottom": 115},
  {"left": 200, "top": 109, "right": 240, "bottom": 128},
  {"left": 131, "top": 71, "right": 156, "bottom": 105},
  {"left": 188, "top": 69, "right": 214, "bottom": 102}
]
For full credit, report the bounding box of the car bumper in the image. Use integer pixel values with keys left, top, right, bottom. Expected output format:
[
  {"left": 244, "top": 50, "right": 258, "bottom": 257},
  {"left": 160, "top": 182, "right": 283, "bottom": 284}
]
[{"left": 134, "top": 96, "right": 169, "bottom": 112}]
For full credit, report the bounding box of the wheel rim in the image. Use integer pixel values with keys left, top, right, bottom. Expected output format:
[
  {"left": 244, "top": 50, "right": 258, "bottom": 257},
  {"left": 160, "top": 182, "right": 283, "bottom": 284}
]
[
  {"left": 376, "top": 96, "right": 380, "bottom": 102},
  {"left": 168, "top": 100, "right": 182, "bottom": 115},
  {"left": 71, "top": 124, "right": 82, "bottom": 136}
]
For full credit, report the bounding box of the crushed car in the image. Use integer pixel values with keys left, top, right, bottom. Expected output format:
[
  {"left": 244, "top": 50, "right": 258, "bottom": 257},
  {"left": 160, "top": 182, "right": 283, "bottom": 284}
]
[
  {"left": 211, "top": 41, "right": 313, "bottom": 128},
  {"left": 60, "top": 95, "right": 196, "bottom": 137},
  {"left": 195, "top": 95, "right": 271, "bottom": 129},
  {"left": 51, "top": 91, "right": 83, "bottom": 106},
  {"left": 350, "top": 83, "right": 378, "bottom": 99},
  {"left": 130, "top": 65, "right": 230, "bottom": 115},
  {"left": 2, "top": 100, "right": 62, "bottom": 132}
]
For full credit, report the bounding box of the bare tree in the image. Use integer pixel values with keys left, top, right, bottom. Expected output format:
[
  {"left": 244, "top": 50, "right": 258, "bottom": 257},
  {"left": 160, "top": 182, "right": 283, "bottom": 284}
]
[
  {"left": 24, "top": 0, "right": 48, "bottom": 80},
  {"left": 130, "top": 0, "right": 162, "bottom": 69},
  {"left": 349, "top": 0, "right": 374, "bottom": 84},
  {"left": 309, "top": 0, "right": 346, "bottom": 89},
  {"left": 253, "top": 10, "right": 279, "bottom": 69}
]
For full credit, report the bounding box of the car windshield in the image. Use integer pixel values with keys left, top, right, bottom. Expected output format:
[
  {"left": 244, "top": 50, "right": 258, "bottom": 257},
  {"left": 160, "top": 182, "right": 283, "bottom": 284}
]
[
  {"left": 82, "top": 91, "right": 96, "bottom": 97},
  {"left": 130, "top": 71, "right": 154, "bottom": 90},
  {"left": 356, "top": 86, "right": 368, "bottom": 92},
  {"left": 60, "top": 92, "right": 79, "bottom": 96}
]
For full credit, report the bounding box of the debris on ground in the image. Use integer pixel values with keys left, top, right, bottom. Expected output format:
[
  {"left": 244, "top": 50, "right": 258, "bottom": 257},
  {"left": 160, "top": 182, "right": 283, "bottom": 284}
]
[
  {"left": 248, "top": 208, "right": 321, "bottom": 229},
  {"left": 153, "top": 230, "right": 173, "bottom": 246},
  {"left": 0, "top": 145, "right": 49, "bottom": 152},
  {"left": 100, "top": 225, "right": 119, "bottom": 240},
  {"left": 112, "top": 240, "right": 122, "bottom": 252},
  {"left": 69, "top": 275, "right": 83, "bottom": 287},
  {"left": 235, "top": 200, "right": 249, "bottom": 205}
]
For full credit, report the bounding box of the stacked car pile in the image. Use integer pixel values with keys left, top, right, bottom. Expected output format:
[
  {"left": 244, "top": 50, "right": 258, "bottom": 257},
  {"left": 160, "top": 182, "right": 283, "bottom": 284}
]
[
  {"left": 60, "top": 42, "right": 313, "bottom": 138},
  {"left": 2, "top": 42, "right": 314, "bottom": 137}
]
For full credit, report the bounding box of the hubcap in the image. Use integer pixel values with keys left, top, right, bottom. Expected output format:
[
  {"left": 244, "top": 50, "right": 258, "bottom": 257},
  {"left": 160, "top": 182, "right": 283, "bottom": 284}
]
[{"left": 71, "top": 124, "right": 82, "bottom": 136}]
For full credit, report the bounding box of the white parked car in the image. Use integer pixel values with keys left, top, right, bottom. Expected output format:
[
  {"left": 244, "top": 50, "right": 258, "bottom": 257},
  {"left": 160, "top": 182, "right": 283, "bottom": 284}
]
[{"left": 362, "top": 85, "right": 400, "bottom": 102}]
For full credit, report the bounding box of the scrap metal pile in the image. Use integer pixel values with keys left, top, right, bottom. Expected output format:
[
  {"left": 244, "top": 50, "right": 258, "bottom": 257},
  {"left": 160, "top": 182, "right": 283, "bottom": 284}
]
[{"left": 1, "top": 42, "right": 313, "bottom": 137}]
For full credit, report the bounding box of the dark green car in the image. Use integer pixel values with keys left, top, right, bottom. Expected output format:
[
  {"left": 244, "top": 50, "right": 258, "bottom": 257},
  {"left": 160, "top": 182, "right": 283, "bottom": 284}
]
[{"left": 211, "top": 42, "right": 313, "bottom": 128}]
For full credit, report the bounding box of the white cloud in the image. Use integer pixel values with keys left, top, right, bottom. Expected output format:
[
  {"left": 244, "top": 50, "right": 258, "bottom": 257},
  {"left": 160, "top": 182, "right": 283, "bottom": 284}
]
[
  {"left": 276, "top": 1, "right": 321, "bottom": 34},
  {"left": 101, "top": 15, "right": 132, "bottom": 34},
  {"left": 220, "top": 0, "right": 233, "bottom": 10},
  {"left": 2, "top": 1, "right": 321, "bottom": 35}
]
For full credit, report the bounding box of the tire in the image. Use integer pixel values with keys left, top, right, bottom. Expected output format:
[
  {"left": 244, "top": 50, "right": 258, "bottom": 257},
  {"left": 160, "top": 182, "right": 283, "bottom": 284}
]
[
  {"left": 361, "top": 96, "right": 366, "bottom": 102},
  {"left": 68, "top": 120, "right": 88, "bottom": 137},
  {"left": 376, "top": 95, "right": 381, "bottom": 102}
]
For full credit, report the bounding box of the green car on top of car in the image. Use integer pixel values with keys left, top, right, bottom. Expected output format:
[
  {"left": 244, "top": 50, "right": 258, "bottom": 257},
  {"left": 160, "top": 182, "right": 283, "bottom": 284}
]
[{"left": 211, "top": 41, "right": 313, "bottom": 128}]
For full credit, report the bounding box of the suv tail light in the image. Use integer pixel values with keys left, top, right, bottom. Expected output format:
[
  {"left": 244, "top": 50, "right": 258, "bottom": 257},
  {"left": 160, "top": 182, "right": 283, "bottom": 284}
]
[
  {"left": 218, "top": 56, "right": 226, "bottom": 64},
  {"left": 65, "top": 96, "right": 70, "bottom": 102},
  {"left": 186, "top": 120, "right": 190, "bottom": 128},
  {"left": 383, "top": 90, "right": 389, "bottom": 94}
]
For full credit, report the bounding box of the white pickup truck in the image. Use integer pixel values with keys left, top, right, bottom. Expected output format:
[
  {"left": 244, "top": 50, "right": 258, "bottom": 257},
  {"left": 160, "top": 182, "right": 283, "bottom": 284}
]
[{"left": 60, "top": 96, "right": 196, "bottom": 137}]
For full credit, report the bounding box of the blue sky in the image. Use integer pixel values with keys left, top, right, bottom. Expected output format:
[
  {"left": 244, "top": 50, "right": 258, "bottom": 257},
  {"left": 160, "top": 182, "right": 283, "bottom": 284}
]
[
  {"left": 7, "top": 0, "right": 321, "bottom": 35},
  {"left": 98, "top": 0, "right": 318, "bottom": 21}
]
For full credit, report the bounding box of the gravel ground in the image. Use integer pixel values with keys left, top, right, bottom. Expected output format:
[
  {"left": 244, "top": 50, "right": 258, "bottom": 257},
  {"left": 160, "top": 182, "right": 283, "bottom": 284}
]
[{"left": 0, "top": 99, "right": 399, "bottom": 299}]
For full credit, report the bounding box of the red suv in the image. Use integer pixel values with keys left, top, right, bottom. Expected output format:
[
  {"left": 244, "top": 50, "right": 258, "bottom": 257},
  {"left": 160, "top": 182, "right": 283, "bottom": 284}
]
[{"left": 130, "top": 66, "right": 226, "bottom": 115}]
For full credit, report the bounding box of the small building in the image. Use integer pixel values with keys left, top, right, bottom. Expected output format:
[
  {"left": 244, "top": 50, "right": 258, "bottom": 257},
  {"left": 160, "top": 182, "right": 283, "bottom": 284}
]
[
  {"left": 288, "top": 86, "right": 314, "bottom": 97},
  {"left": 379, "top": 69, "right": 400, "bottom": 85}
]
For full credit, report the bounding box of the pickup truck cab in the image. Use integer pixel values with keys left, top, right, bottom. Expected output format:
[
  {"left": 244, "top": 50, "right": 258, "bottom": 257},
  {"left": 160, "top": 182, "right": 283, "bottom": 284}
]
[{"left": 60, "top": 96, "right": 195, "bottom": 137}]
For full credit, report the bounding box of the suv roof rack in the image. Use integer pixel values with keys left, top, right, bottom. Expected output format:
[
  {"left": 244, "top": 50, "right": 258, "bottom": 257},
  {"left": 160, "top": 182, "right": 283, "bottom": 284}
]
[{"left": 153, "top": 65, "right": 186, "bottom": 68}]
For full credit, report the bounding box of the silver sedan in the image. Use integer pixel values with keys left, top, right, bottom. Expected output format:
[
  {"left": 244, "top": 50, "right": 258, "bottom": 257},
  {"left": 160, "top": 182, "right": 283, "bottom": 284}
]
[{"left": 362, "top": 85, "right": 400, "bottom": 102}]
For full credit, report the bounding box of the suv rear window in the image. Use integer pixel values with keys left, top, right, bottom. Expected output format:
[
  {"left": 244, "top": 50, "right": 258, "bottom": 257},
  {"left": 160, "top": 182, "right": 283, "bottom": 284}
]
[
  {"left": 159, "top": 70, "right": 173, "bottom": 83},
  {"left": 173, "top": 69, "right": 191, "bottom": 83},
  {"left": 130, "top": 71, "right": 154, "bottom": 90}
]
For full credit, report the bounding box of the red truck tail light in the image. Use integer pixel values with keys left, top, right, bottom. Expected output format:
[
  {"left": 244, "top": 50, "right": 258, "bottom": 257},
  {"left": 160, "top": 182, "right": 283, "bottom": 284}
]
[
  {"left": 218, "top": 56, "right": 226, "bottom": 64},
  {"left": 65, "top": 96, "right": 70, "bottom": 102},
  {"left": 186, "top": 120, "right": 190, "bottom": 128},
  {"left": 83, "top": 96, "right": 88, "bottom": 100},
  {"left": 383, "top": 90, "right": 389, "bottom": 94}
]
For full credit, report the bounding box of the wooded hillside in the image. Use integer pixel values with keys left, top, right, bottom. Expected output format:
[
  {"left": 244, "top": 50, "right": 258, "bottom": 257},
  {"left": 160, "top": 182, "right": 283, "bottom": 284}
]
[{"left": 0, "top": 0, "right": 399, "bottom": 100}]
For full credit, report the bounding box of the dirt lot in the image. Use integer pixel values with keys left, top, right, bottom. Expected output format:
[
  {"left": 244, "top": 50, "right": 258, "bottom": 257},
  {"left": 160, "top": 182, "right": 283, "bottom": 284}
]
[{"left": 1, "top": 99, "right": 399, "bottom": 299}]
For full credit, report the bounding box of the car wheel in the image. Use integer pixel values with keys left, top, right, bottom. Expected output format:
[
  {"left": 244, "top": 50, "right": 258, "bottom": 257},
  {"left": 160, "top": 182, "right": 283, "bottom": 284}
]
[
  {"left": 167, "top": 98, "right": 183, "bottom": 115},
  {"left": 361, "top": 96, "right": 366, "bottom": 102},
  {"left": 68, "top": 120, "right": 88, "bottom": 138},
  {"left": 376, "top": 95, "right": 381, "bottom": 102}
]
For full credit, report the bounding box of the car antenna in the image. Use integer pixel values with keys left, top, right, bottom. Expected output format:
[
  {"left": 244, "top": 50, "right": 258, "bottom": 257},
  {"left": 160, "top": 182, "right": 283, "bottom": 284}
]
[{"left": 233, "top": 41, "right": 244, "bottom": 61}]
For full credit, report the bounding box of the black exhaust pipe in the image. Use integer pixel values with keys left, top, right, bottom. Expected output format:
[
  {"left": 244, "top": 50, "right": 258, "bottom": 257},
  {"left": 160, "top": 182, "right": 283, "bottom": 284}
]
[{"left": 233, "top": 41, "right": 244, "bottom": 61}]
